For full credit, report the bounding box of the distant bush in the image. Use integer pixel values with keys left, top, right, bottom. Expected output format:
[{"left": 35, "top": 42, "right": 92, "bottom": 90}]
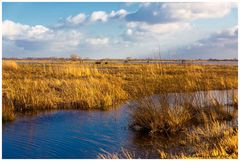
[
  {"left": 95, "top": 61, "right": 102, "bottom": 64},
  {"left": 70, "top": 54, "right": 80, "bottom": 61}
]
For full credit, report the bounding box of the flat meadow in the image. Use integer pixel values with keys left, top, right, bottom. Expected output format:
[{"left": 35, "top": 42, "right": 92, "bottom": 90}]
[{"left": 2, "top": 59, "right": 238, "bottom": 158}]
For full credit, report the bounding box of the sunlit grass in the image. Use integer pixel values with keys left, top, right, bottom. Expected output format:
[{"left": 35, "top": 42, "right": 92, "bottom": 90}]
[
  {"left": 2, "top": 60, "right": 237, "bottom": 112},
  {"left": 2, "top": 60, "right": 238, "bottom": 158},
  {"left": 2, "top": 94, "right": 15, "bottom": 122},
  {"left": 2, "top": 60, "right": 18, "bottom": 70}
]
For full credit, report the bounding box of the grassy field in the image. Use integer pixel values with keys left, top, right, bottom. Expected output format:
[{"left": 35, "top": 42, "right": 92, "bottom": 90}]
[
  {"left": 3, "top": 60, "right": 237, "bottom": 113},
  {"left": 2, "top": 59, "right": 238, "bottom": 158}
]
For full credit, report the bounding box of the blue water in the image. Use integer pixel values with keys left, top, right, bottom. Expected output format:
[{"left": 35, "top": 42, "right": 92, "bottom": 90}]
[
  {"left": 2, "top": 103, "right": 158, "bottom": 159},
  {"left": 3, "top": 89, "right": 237, "bottom": 158}
]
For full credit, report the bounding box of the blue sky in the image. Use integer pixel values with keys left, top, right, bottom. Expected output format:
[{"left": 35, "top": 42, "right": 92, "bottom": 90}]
[{"left": 2, "top": 2, "right": 238, "bottom": 59}]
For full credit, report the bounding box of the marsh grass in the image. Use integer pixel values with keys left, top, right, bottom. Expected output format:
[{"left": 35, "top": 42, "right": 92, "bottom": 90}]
[
  {"left": 98, "top": 148, "right": 135, "bottom": 159},
  {"left": 130, "top": 97, "right": 192, "bottom": 135},
  {"left": 99, "top": 124, "right": 237, "bottom": 159},
  {"left": 2, "top": 93, "right": 15, "bottom": 122},
  {"left": 2, "top": 60, "right": 238, "bottom": 158},
  {"left": 130, "top": 90, "right": 237, "bottom": 135},
  {"left": 2, "top": 60, "right": 237, "bottom": 114},
  {"left": 160, "top": 122, "right": 238, "bottom": 159},
  {"left": 186, "top": 121, "right": 237, "bottom": 156},
  {"left": 100, "top": 128, "right": 237, "bottom": 159},
  {"left": 2, "top": 60, "right": 18, "bottom": 71},
  {"left": 119, "top": 89, "right": 237, "bottom": 159}
]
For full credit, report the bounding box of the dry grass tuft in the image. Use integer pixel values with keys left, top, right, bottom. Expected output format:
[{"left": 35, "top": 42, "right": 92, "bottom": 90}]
[
  {"left": 128, "top": 93, "right": 238, "bottom": 159},
  {"left": 130, "top": 93, "right": 237, "bottom": 136},
  {"left": 99, "top": 122, "right": 238, "bottom": 159},
  {"left": 2, "top": 94, "right": 15, "bottom": 122},
  {"left": 98, "top": 148, "right": 134, "bottom": 159},
  {"left": 3, "top": 60, "right": 18, "bottom": 70},
  {"left": 130, "top": 97, "right": 192, "bottom": 135},
  {"left": 181, "top": 122, "right": 238, "bottom": 159}
]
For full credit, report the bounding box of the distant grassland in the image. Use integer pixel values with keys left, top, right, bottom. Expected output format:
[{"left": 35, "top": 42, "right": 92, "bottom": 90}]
[{"left": 2, "top": 60, "right": 238, "bottom": 120}]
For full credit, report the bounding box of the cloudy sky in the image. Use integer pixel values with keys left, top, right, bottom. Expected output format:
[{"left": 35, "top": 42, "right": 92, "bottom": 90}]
[{"left": 2, "top": 2, "right": 238, "bottom": 59}]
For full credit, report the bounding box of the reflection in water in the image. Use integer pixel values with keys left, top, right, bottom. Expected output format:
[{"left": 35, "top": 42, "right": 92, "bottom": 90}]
[
  {"left": 3, "top": 104, "right": 136, "bottom": 159},
  {"left": 2, "top": 90, "right": 237, "bottom": 159}
]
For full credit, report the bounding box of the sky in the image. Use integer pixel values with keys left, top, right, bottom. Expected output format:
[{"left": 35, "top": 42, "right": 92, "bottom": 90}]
[{"left": 2, "top": 2, "right": 238, "bottom": 59}]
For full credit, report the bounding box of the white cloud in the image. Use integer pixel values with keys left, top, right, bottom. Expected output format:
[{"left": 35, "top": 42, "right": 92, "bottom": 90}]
[
  {"left": 139, "top": 22, "right": 191, "bottom": 34},
  {"left": 90, "top": 11, "right": 108, "bottom": 22},
  {"left": 126, "top": 22, "right": 139, "bottom": 28},
  {"left": 2, "top": 3, "right": 237, "bottom": 59},
  {"left": 86, "top": 37, "right": 109, "bottom": 45},
  {"left": 165, "top": 3, "right": 233, "bottom": 20},
  {"left": 66, "top": 13, "right": 86, "bottom": 25},
  {"left": 59, "top": 9, "right": 128, "bottom": 26},
  {"left": 175, "top": 26, "right": 238, "bottom": 59},
  {"left": 2, "top": 20, "right": 83, "bottom": 55},
  {"left": 126, "top": 21, "right": 191, "bottom": 36},
  {"left": 126, "top": 29, "right": 133, "bottom": 36},
  {"left": 215, "top": 25, "right": 238, "bottom": 37},
  {"left": 109, "top": 9, "right": 128, "bottom": 18},
  {"left": 122, "top": 21, "right": 195, "bottom": 57},
  {"left": 126, "top": 3, "right": 234, "bottom": 24},
  {"left": 2, "top": 20, "right": 50, "bottom": 40},
  {"left": 52, "top": 30, "right": 82, "bottom": 50}
]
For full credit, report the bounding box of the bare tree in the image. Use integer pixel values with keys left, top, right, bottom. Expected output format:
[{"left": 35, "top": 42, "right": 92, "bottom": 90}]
[{"left": 70, "top": 54, "right": 80, "bottom": 61}]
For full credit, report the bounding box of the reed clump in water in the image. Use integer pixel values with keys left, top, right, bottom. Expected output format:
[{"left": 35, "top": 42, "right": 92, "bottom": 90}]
[
  {"left": 98, "top": 64, "right": 238, "bottom": 159},
  {"left": 130, "top": 91, "right": 237, "bottom": 135},
  {"left": 126, "top": 91, "right": 238, "bottom": 159},
  {"left": 101, "top": 97, "right": 237, "bottom": 159},
  {"left": 130, "top": 97, "right": 192, "bottom": 135},
  {"left": 2, "top": 94, "right": 15, "bottom": 122}
]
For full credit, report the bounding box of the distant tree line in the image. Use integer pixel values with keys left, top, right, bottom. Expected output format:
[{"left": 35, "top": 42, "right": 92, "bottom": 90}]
[{"left": 2, "top": 57, "right": 238, "bottom": 61}]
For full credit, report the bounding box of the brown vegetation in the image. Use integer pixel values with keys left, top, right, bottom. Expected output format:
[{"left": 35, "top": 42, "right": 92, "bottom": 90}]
[
  {"left": 2, "top": 93, "right": 15, "bottom": 122},
  {"left": 2, "top": 60, "right": 238, "bottom": 158},
  {"left": 3, "top": 60, "right": 237, "bottom": 113},
  {"left": 101, "top": 90, "right": 238, "bottom": 159}
]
